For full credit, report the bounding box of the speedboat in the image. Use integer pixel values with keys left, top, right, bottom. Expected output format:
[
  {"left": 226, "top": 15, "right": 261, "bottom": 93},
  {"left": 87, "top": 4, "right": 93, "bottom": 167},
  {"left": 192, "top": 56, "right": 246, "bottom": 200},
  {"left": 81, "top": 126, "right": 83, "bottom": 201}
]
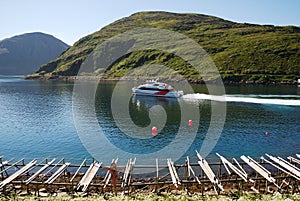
[{"left": 132, "top": 79, "right": 183, "bottom": 98}]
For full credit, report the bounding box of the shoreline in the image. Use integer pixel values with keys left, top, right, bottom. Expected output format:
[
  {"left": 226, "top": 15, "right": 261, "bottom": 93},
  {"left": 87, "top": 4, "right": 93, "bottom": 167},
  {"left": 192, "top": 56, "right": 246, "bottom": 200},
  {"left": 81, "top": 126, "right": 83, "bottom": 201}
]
[{"left": 24, "top": 75, "right": 299, "bottom": 85}]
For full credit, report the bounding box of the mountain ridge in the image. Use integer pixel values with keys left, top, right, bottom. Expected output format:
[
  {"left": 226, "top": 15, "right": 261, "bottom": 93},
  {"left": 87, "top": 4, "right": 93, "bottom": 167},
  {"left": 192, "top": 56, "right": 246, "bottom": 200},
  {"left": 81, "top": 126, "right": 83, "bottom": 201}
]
[
  {"left": 29, "top": 11, "right": 300, "bottom": 84},
  {"left": 0, "top": 32, "right": 69, "bottom": 75}
]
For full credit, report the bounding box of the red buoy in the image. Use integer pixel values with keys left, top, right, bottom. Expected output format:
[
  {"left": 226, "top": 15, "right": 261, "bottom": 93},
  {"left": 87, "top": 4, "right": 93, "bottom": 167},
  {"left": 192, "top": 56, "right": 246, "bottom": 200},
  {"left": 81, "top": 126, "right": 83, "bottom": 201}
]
[
  {"left": 152, "top": 127, "right": 157, "bottom": 135},
  {"left": 265, "top": 131, "right": 269, "bottom": 136},
  {"left": 188, "top": 120, "right": 193, "bottom": 126}
]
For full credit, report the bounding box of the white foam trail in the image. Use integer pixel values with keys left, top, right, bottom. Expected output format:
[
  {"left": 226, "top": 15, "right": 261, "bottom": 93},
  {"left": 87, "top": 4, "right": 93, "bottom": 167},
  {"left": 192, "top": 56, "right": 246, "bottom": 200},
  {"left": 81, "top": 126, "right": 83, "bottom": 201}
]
[
  {"left": 182, "top": 93, "right": 300, "bottom": 106},
  {"left": 226, "top": 94, "right": 300, "bottom": 99}
]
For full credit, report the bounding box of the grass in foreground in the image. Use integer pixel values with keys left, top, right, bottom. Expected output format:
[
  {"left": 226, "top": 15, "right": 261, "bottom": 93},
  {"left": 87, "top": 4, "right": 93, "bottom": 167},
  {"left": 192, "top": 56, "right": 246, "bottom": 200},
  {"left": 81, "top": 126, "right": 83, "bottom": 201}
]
[{"left": 1, "top": 192, "right": 300, "bottom": 201}]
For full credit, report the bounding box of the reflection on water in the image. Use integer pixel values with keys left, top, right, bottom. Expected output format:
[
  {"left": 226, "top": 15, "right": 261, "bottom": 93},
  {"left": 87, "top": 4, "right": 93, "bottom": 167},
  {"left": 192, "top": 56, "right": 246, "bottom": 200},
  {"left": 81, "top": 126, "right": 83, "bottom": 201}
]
[
  {"left": 96, "top": 88, "right": 182, "bottom": 154},
  {"left": 130, "top": 95, "right": 181, "bottom": 128},
  {"left": 89, "top": 81, "right": 201, "bottom": 166}
]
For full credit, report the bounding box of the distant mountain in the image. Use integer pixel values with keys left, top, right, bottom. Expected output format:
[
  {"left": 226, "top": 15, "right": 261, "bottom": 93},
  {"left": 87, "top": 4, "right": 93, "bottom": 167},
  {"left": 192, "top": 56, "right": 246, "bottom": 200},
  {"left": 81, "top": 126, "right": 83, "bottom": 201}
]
[
  {"left": 0, "top": 32, "right": 69, "bottom": 75},
  {"left": 31, "top": 12, "right": 300, "bottom": 83}
]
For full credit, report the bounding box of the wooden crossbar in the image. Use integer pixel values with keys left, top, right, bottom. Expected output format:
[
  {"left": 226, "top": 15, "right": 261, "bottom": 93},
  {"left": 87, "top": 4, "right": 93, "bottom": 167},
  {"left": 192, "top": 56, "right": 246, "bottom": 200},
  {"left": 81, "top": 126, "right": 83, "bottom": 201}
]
[
  {"left": 186, "top": 156, "right": 201, "bottom": 184},
  {"left": 288, "top": 156, "right": 300, "bottom": 165},
  {"left": 0, "top": 159, "right": 37, "bottom": 188},
  {"left": 196, "top": 151, "right": 224, "bottom": 191},
  {"left": 70, "top": 159, "right": 86, "bottom": 182},
  {"left": 217, "top": 153, "right": 249, "bottom": 182},
  {"left": 266, "top": 154, "right": 300, "bottom": 179},
  {"left": 167, "top": 159, "right": 177, "bottom": 187},
  {"left": 43, "top": 158, "right": 64, "bottom": 177},
  {"left": 21, "top": 158, "right": 49, "bottom": 177},
  {"left": 122, "top": 159, "right": 131, "bottom": 188},
  {"left": 77, "top": 162, "right": 101, "bottom": 192},
  {"left": 0, "top": 159, "right": 12, "bottom": 168},
  {"left": 241, "top": 155, "right": 275, "bottom": 183},
  {"left": 25, "top": 159, "right": 56, "bottom": 185},
  {"left": 45, "top": 163, "right": 70, "bottom": 184},
  {"left": 261, "top": 156, "right": 300, "bottom": 181},
  {"left": 167, "top": 158, "right": 180, "bottom": 187},
  {"left": 0, "top": 158, "right": 24, "bottom": 174},
  {"left": 122, "top": 158, "right": 136, "bottom": 188}
]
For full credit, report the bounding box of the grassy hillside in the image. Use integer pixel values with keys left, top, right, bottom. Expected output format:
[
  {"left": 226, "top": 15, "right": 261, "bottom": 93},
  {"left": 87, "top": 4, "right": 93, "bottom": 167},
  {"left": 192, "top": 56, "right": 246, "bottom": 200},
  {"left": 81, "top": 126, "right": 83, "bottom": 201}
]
[{"left": 30, "top": 11, "right": 300, "bottom": 84}]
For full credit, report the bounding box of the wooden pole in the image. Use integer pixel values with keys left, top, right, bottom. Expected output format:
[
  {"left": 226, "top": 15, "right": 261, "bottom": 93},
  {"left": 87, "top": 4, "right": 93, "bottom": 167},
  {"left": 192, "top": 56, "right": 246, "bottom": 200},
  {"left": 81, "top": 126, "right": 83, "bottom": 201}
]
[{"left": 155, "top": 158, "right": 158, "bottom": 194}]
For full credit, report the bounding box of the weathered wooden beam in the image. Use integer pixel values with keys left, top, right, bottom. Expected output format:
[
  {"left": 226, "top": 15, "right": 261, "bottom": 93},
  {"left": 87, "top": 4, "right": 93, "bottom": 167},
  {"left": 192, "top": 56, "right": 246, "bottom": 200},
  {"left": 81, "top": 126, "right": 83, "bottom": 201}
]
[
  {"left": 25, "top": 158, "right": 56, "bottom": 185},
  {"left": 217, "top": 153, "right": 249, "bottom": 182},
  {"left": 0, "top": 159, "right": 36, "bottom": 188},
  {"left": 196, "top": 151, "right": 224, "bottom": 191},
  {"left": 186, "top": 156, "right": 201, "bottom": 184},
  {"left": 167, "top": 158, "right": 180, "bottom": 187},
  {"left": 241, "top": 155, "right": 275, "bottom": 183},
  {"left": 77, "top": 162, "right": 101, "bottom": 192},
  {"left": 45, "top": 162, "right": 70, "bottom": 184},
  {"left": 0, "top": 158, "right": 24, "bottom": 174},
  {"left": 266, "top": 154, "right": 300, "bottom": 179},
  {"left": 70, "top": 159, "right": 86, "bottom": 182},
  {"left": 261, "top": 156, "right": 300, "bottom": 181},
  {"left": 287, "top": 156, "right": 300, "bottom": 166},
  {"left": 43, "top": 158, "right": 64, "bottom": 177}
]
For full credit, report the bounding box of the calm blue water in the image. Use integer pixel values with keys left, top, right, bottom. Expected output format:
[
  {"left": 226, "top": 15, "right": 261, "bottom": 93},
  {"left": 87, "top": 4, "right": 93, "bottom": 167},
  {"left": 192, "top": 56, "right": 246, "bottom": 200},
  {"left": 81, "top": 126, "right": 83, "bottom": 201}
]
[{"left": 0, "top": 76, "right": 299, "bottom": 165}]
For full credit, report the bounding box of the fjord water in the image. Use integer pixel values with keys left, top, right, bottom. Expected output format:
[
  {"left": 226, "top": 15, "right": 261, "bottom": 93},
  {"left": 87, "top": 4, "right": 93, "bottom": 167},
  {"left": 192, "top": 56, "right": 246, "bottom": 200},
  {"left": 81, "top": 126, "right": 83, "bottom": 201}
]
[{"left": 0, "top": 76, "right": 299, "bottom": 164}]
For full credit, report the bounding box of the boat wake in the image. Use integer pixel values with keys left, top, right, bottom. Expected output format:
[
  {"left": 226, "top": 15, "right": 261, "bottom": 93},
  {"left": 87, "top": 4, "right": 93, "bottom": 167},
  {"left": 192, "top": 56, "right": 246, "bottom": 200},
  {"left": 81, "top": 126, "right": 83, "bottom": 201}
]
[{"left": 182, "top": 93, "right": 300, "bottom": 106}]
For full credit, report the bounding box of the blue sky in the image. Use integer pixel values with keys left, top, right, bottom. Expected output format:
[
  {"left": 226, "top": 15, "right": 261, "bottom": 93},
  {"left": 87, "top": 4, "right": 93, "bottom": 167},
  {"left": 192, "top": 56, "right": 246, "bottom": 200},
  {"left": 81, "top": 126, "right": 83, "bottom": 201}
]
[{"left": 1, "top": 0, "right": 300, "bottom": 45}]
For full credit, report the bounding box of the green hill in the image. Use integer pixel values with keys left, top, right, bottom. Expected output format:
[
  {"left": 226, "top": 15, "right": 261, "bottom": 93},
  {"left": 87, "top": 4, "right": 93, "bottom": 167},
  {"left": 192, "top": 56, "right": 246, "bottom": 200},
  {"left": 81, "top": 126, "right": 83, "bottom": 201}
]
[{"left": 29, "top": 11, "right": 300, "bottom": 84}]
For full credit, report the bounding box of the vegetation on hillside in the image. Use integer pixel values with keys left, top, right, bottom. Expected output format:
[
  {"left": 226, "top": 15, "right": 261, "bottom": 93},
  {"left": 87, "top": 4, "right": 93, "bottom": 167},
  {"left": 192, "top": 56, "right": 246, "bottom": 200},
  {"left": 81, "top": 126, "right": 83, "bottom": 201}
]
[{"left": 31, "top": 12, "right": 300, "bottom": 84}]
